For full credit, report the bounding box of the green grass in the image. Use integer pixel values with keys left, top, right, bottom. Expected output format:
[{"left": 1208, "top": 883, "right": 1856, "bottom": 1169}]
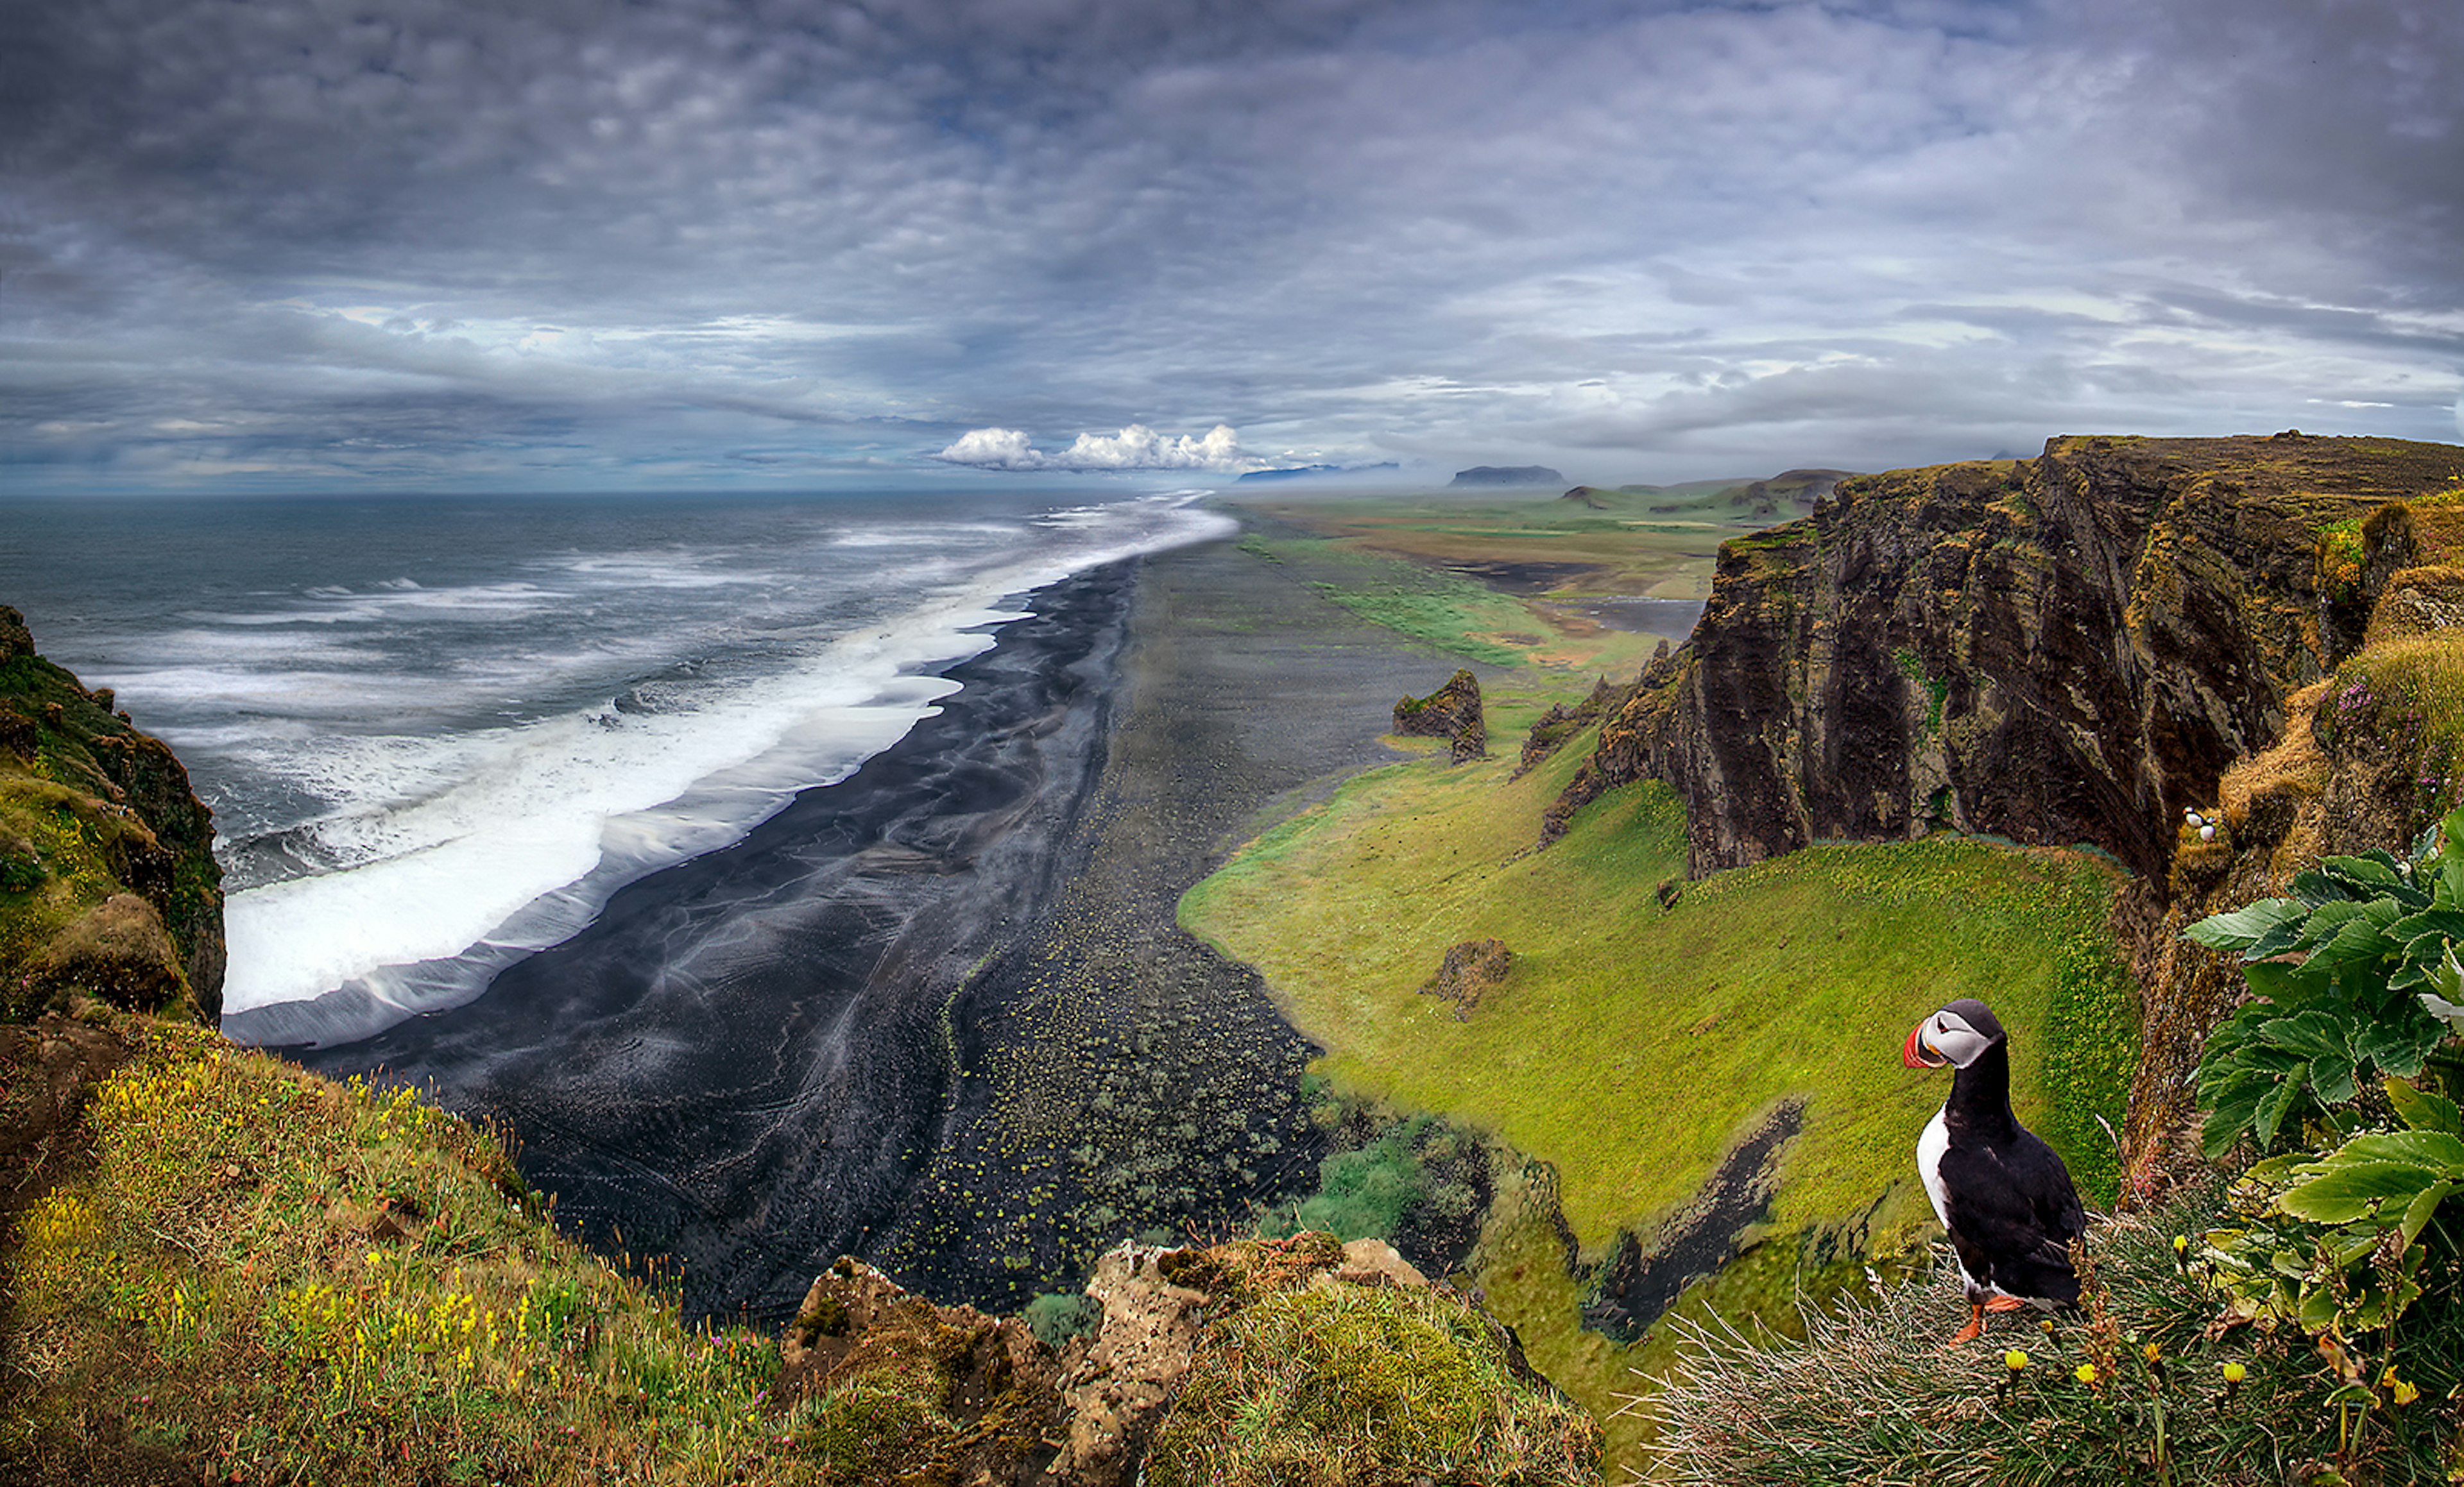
[
  {"left": 1651, "top": 1189, "right": 2464, "bottom": 1486},
  {"left": 1239, "top": 534, "right": 1549, "bottom": 666},
  {"left": 1181, "top": 726, "right": 2139, "bottom": 1478},
  {"left": 1232, "top": 491, "right": 1745, "bottom": 604},
  {"left": 1, "top": 1018, "right": 956, "bottom": 1484},
  {"left": 1183, "top": 745, "right": 2134, "bottom": 1246}
]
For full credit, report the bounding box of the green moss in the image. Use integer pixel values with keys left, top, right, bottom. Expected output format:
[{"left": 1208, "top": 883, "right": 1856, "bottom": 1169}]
[
  {"left": 1890, "top": 648, "right": 1949, "bottom": 736},
  {"left": 1143, "top": 1283, "right": 1600, "bottom": 1487},
  {"left": 799, "top": 1378, "right": 943, "bottom": 1480}
]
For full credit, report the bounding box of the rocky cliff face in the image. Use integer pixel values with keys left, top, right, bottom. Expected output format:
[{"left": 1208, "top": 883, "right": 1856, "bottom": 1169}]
[
  {"left": 1548, "top": 434, "right": 2464, "bottom": 879},
  {"left": 0, "top": 606, "right": 225, "bottom": 1021},
  {"left": 1396, "top": 668, "right": 1488, "bottom": 763},
  {"left": 1543, "top": 434, "right": 2464, "bottom": 1184}
]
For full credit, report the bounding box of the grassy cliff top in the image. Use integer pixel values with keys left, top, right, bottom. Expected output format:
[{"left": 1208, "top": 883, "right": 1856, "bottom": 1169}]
[{"left": 0, "top": 605, "right": 224, "bottom": 1023}]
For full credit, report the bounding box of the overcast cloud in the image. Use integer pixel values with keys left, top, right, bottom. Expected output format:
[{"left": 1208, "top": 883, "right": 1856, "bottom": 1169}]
[{"left": 3, "top": 0, "right": 2459, "bottom": 490}]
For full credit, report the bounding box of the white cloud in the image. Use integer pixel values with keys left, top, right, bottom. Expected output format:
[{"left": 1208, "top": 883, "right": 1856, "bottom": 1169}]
[{"left": 936, "top": 423, "right": 1254, "bottom": 472}]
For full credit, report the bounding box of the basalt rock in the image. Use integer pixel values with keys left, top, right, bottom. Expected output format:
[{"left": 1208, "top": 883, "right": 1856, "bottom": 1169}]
[
  {"left": 1518, "top": 674, "right": 1638, "bottom": 777},
  {"left": 0, "top": 605, "right": 225, "bottom": 1021},
  {"left": 1419, "top": 938, "right": 1513, "bottom": 1019},
  {"left": 1396, "top": 668, "right": 1488, "bottom": 763},
  {"left": 1546, "top": 434, "right": 2464, "bottom": 878}
]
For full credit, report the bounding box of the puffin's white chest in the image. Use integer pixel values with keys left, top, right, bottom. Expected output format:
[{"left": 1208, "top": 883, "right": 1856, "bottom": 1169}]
[{"left": 1916, "top": 1105, "right": 1952, "bottom": 1230}]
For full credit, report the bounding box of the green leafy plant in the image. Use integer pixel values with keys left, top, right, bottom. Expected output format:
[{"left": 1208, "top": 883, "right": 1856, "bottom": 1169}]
[
  {"left": 2185, "top": 811, "right": 2464, "bottom": 1155},
  {"left": 2203, "top": 1077, "right": 2463, "bottom": 1337}
]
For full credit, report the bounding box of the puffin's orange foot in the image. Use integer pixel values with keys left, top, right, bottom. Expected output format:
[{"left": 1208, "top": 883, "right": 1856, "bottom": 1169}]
[
  {"left": 1984, "top": 1295, "right": 2030, "bottom": 1314},
  {"left": 1949, "top": 1303, "right": 1985, "bottom": 1346}
]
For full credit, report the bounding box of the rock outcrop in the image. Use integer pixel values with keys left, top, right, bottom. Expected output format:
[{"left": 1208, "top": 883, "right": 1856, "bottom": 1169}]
[
  {"left": 1546, "top": 435, "right": 2464, "bottom": 878},
  {"left": 1395, "top": 668, "right": 1487, "bottom": 763},
  {"left": 1518, "top": 672, "right": 1642, "bottom": 776},
  {"left": 1540, "top": 434, "right": 2464, "bottom": 1187},
  {"left": 0, "top": 606, "right": 223, "bottom": 1021},
  {"left": 1419, "top": 938, "right": 1513, "bottom": 1019},
  {"left": 773, "top": 1232, "right": 1597, "bottom": 1486}
]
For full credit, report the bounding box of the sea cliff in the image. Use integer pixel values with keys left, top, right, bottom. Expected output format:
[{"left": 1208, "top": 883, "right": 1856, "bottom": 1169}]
[
  {"left": 1544, "top": 432, "right": 2464, "bottom": 1180},
  {"left": 0, "top": 604, "right": 223, "bottom": 1021}
]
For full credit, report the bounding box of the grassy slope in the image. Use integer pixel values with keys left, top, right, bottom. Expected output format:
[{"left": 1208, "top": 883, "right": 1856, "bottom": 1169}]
[
  {"left": 6, "top": 1019, "right": 810, "bottom": 1484},
  {"left": 7, "top": 1014, "right": 1603, "bottom": 1486},
  {"left": 1181, "top": 718, "right": 2139, "bottom": 1474}
]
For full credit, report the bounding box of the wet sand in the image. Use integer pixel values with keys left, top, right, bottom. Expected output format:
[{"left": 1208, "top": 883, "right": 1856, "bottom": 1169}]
[{"left": 299, "top": 532, "right": 1466, "bottom": 1320}]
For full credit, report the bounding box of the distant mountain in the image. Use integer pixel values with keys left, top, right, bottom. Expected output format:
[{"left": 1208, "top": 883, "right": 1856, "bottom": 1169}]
[
  {"left": 1559, "top": 469, "right": 1856, "bottom": 520},
  {"left": 1450, "top": 465, "right": 1564, "bottom": 488},
  {"left": 1235, "top": 461, "right": 1400, "bottom": 484}
]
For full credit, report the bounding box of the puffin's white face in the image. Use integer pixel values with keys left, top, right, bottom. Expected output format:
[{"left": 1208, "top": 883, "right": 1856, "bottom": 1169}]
[{"left": 1903, "top": 1006, "right": 1994, "bottom": 1069}]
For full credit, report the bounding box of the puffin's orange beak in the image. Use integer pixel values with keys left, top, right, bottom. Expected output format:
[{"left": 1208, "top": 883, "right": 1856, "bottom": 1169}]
[{"left": 1904, "top": 1020, "right": 1946, "bottom": 1069}]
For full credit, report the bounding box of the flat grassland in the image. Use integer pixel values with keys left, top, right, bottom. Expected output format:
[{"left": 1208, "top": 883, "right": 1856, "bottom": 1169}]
[{"left": 1237, "top": 483, "right": 1756, "bottom": 601}]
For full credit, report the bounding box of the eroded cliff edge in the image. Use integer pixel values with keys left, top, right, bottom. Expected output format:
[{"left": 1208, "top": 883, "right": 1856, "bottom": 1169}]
[
  {"left": 0, "top": 606, "right": 225, "bottom": 1021},
  {"left": 1544, "top": 432, "right": 2464, "bottom": 1184}
]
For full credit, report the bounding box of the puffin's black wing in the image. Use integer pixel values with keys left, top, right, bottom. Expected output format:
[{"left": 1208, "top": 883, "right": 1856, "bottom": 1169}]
[{"left": 1938, "top": 1129, "right": 2084, "bottom": 1307}]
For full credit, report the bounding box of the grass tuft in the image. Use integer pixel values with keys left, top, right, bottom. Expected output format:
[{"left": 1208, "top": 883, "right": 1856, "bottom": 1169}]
[{"left": 1647, "top": 1189, "right": 2464, "bottom": 1485}]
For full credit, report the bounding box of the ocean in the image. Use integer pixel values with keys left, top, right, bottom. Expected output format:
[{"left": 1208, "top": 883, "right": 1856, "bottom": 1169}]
[{"left": 0, "top": 488, "right": 1231, "bottom": 1048}]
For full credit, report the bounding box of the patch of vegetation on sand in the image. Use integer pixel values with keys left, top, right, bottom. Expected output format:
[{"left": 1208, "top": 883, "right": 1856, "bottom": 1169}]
[
  {"left": 1233, "top": 485, "right": 1767, "bottom": 603},
  {"left": 1181, "top": 723, "right": 2139, "bottom": 1475}
]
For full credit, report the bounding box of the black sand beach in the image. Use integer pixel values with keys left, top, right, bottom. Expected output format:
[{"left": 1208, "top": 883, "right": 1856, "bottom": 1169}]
[{"left": 296, "top": 532, "right": 1469, "bottom": 1320}]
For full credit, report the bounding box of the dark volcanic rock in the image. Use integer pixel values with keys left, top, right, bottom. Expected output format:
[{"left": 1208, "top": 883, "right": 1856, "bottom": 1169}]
[
  {"left": 1419, "top": 939, "right": 1512, "bottom": 1019},
  {"left": 1517, "top": 673, "right": 1639, "bottom": 777},
  {"left": 1450, "top": 465, "right": 1565, "bottom": 488},
  {"left": 1547, "top": 434, "right": 2464, "bottom": 881},
  {"left": 1395, "top": 668, "right": 1487, "bottom": 763}
]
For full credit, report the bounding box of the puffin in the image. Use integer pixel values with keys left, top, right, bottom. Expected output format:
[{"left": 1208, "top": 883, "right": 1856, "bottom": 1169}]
[{"left": 1903, "top": 998, "right": 2085, "bottom": 1343}]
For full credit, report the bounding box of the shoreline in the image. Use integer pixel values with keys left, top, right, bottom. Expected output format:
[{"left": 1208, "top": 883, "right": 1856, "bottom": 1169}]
[{"left": 287, "top": 532, "right": 1474, "bottom": 1320}]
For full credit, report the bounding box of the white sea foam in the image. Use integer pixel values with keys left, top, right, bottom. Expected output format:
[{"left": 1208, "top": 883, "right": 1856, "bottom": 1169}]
[{"left": 218, "top": 493, "right": 1234, "bottom": 1028}]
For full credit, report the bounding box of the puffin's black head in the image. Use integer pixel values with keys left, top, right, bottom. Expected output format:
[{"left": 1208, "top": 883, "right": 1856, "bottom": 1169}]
[{"left": 1902, "top": 998, "right": 2005, "bottom": 1070}]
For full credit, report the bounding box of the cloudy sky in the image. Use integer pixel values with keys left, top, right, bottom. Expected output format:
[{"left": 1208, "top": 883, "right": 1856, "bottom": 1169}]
[{"left": 4, "top": 0, "right": 2459, "bottom": 491}]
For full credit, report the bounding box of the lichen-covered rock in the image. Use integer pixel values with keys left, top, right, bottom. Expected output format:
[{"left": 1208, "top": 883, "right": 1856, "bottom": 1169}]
[
  {"left": 1054, "top": 1244, "right": 1215, "bottom": 1486},
  {"left": 780, "top": 1232, "right": 1598, "bottom": 1486},
  {"left": 0, "top": 606, "right": 224, "bottom": 1022},
  {"left": 1395, "top": 668, "right": 1487, "bottom": 763},
  {"left": 1419, "top": 938, "right": 1512, "bottom": 1019},
  {"left": 776, "top": 1255, "right": 1067, "bottom": 1484}
]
